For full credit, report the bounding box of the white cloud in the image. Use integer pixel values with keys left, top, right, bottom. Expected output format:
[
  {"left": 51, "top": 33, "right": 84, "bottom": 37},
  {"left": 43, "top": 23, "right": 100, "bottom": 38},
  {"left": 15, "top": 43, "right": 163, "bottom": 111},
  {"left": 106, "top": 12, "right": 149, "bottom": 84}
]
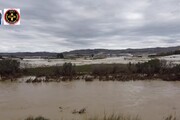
[{"left": 0, "top": 0, "right": 180, "bottom": 52}]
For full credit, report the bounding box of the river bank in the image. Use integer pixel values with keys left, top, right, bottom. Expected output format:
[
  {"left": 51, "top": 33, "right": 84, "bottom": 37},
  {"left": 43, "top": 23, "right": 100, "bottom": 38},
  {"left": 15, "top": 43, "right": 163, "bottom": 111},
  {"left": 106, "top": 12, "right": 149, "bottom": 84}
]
[
  {"left": 0, "top": 74, "right": 175, "bottom": 83},
  {"left": 1, "top": 59, "right": 180, "bottom": 82}
]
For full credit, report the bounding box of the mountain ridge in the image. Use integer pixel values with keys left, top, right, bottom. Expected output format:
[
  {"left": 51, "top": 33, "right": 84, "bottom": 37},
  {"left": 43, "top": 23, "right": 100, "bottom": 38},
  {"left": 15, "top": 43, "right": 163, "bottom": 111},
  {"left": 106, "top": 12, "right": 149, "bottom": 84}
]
[{"left": 0, "top": 46, "right": 180, "bottom": 57}]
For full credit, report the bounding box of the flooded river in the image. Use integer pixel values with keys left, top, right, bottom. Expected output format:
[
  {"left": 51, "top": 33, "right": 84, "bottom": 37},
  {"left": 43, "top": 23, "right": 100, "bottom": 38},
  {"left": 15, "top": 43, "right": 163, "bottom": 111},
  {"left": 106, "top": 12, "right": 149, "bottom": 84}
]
[{"left": 0, "top": 80, "right": 180, "bottom": 120}]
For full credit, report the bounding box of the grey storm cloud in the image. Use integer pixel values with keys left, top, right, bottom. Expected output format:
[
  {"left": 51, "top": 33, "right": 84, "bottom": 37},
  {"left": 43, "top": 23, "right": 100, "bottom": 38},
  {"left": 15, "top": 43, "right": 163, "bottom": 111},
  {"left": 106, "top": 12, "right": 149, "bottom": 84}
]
[{"left": 0, "top": 0, "right": 180, "bottom": 52}]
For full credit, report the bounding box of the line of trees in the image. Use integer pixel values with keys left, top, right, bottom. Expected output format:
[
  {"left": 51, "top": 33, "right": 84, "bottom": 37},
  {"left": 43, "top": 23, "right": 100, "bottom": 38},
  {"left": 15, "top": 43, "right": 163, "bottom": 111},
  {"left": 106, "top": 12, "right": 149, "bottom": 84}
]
[
  {"left": 1, "top": 59, "right": 180, "bottom": 81},
  {"left": 92, "top": 59, "right": 180, "bottom": 76},
  {"left": 149, "top": 50, "right": 180, "bottom": 57}
]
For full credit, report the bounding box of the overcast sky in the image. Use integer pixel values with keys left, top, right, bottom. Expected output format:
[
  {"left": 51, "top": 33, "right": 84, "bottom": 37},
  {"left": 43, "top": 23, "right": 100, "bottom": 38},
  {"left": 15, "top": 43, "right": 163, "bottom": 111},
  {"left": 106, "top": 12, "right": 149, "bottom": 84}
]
[{"left": 0, "top": 0, "right": 180, "bottom": 52}]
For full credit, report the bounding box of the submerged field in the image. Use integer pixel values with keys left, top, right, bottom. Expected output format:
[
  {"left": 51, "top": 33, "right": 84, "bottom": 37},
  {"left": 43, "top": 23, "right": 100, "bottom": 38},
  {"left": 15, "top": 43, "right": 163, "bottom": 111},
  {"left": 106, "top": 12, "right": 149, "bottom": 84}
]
[{"left": 20, "top": 55, "right": 180, "bottom": 68}]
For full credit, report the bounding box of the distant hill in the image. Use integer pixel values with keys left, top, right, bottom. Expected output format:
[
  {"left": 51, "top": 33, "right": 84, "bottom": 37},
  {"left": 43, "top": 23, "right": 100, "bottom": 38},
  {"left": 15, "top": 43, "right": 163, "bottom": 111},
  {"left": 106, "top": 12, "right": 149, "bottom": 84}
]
[
  {"left": 0, "top": 52, "right": 57, "bottom": 57},
  {"left": 62, "top": 46, "right": 180, "bottom": 56},
  {"left": 0, "top": 46, "right": 180, "bottom": 58}
]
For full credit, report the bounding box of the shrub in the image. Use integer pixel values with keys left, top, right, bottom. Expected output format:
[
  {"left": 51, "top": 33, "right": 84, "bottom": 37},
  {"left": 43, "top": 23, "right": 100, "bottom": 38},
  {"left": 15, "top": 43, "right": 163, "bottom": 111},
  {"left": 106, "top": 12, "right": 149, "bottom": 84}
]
[
  {"left": 164, "top": 115, "right": 176, "bottom": 120},
  {"left": 92, "top": 64, "right": 112, "bottom": 76},
  {"left": 136, "top": 59, "right": 161, "bottom": 75},
  {"left": 0, "top": 59, "right": 20, "bottom": 76},
  {"left": 56, "top": 53, "right": 64, "bottom": 59},
  {"left": 61, "top": 62, "right": 76, "bottom": 76},
  {"left": 171, "top": 64, "right": 180, "bottom": 74},
  {"left": 92, "top": 64, "right": 131, "bottom": 76}
]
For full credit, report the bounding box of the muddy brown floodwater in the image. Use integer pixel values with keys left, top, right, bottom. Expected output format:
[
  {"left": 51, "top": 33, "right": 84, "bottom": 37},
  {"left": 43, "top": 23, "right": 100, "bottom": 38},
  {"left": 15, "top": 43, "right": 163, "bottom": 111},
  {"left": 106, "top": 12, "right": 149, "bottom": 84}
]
[{"left": 0, "top": 80, "right": 180, "bottom": 120}]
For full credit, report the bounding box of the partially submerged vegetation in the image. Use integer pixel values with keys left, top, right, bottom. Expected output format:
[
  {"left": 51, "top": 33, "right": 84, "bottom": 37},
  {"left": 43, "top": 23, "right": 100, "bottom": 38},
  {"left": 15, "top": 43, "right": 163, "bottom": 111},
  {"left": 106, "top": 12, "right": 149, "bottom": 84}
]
[
  {"left": 0, "top": 59, "right": 180, "bottom": 82},
  {"left": 24, "top": 114, "right": 177, "bottom": 120},
  {"left": 0, "top": 60, "right": 20, "bottom": 76},
  {"left": 0, "top": 60, "right": 21, "bottom": 80},
  {"left": 25, "top": 116, "right": 49, "bottom": 120},
  {"left": 87, "top": 114, "right": 141, "bottom": 120}
]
